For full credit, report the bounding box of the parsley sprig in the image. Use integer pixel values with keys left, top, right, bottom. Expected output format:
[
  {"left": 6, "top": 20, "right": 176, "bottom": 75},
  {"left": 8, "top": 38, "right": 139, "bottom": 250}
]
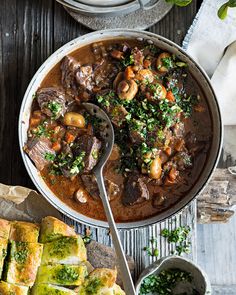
[
  {"left": 161, "top": 226, "right": 191, "bottom": 255},
  {"left": 139, "top": 268, "right": 193, "bottom": 295}
]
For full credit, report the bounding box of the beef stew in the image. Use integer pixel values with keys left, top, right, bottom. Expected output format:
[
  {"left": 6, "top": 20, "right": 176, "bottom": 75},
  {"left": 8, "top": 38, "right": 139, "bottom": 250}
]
[{"left": 25, "top": 39, "right": 212, "bottom": 222}]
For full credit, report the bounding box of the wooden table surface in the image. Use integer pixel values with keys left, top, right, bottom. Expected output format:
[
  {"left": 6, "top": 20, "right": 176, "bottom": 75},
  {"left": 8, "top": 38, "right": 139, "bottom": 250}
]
[{"left": 4, "top": 1, "right": 236, "bottom": 292}]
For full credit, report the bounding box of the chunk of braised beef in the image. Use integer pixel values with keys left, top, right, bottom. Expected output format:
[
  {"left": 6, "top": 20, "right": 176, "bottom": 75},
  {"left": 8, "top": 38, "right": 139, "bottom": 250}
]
[
  {"left": 172, "top": 151, "right": 192, "bottom": 171},
  {"left": 93, "top": 60, "right": 119, "bottom": 89},
  {"left": 73, "top": 135, "right": 101, "bottom": 173},
  {"left": 26, "top": 138, "right": 55, "bottom": 171},
  {"left": 59, "top": 141, "right": 73, "bottom": 178},
  {"left": 172, "top": 122, "right": 185, "bottom": 138},
  {"left": 37, "top": 87, "right": 66, "bottom": 119},
  {"left": 123, "top": 174, "right": 149, "bottom": 206},
  {"left": 75, "top": 64, "right": 94, "bottom": 91},
  {"left": 131, "top": 47, "right": 144, "bottom": 69},
  {"left": 110, "top": 105, "right": 128, "bottom": 127},
  {"left": 129, "top": 120, "right": 146, "bottom": 144},
  {"left": 81, "top": 174, "right": 99, "bottom": 199},
  {"left": 81, "top": 174, "right": 120, "bottom": 201},
  {"left": 61, "top": 56, "right": 80, "bottom": 97},
  {"left": 152, "top": 192, "right": 166, "bottom": 209},
  {"left": 99, "top": 95, "right": 128, "bottom": 127}
]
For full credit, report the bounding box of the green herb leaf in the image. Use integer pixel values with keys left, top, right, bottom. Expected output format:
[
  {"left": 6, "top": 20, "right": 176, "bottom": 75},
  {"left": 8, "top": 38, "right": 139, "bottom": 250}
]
[
  {"left": 218, "top": 3, "right": 229, "bottom": 19},
  {"left": 70, "top": 151, "right": 86, "bottom": 175},
  {"left": 161, "top": 226, "right": 191, "bottom": 255},
  {"left": 55, "top": 266, "right": 79, "bottom": 284},
  {"left": 44, "top": 152, "right": 56, "bottom": 161},
  {"left": 47, "top": 101, "right": 62, "bottom": 119},
  {"left": 165, "top": 0, "right": 192, "bottom": 7},
  {"left": 139, "top": 268, "right": 193, "bottom": 295},
  {"left": 85, "top": 278, "right": 103, "bottom": 294},
  {"left": 121, "top": 54, "right": 134, "bottom": 67}
]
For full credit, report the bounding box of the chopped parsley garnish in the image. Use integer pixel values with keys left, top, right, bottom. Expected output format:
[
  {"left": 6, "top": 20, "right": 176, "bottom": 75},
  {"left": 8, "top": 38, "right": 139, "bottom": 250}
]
[
  {"left": 96, "top": 91, "right": 117, "bottom": 107},
  {"left": 139, "top": 268, "right": 193, "bottom": 295},
  {"left": 175, "top": 95, "right": 199, "bottom": 118},
  {"left": 161, "top": 56, "right": 174, "bottom": 69},
  {"left": 70, "top": 151, "right": 86, "bottom": 175},
  {"left": 47, "top": 101, "right": 62, "bottom": 119},
  {"left": 121, "top": 54, "right": 134, "bottom": 67},
  {"left": 143, "top": 237, "right": 159, "bottom": 257},
  {"left": 44, "top": 152, "right": 56, "bottom": 161},
  {"left": 82, "top": 233, "right": 92, "bottom": 245},
  {"left": 49, "top": 151, "right": 85, "bottom": 176},
  {"left": 32, "top": 122, "right": 53, "bottom": 138},
  {"left": 85, "top": 278, "right": 103, "bottom": 294},
  {"left": 13, "top": 242, "right": 28, "bottom": 264},
  {"left": 55, "top": 266, "right": 79, "bottom": 284},
  {"left": 159, "top": 99, "right": 182, "bottom": 127},
  {"left": 161, "top": 226, "right": 191, "bottom": 255}
]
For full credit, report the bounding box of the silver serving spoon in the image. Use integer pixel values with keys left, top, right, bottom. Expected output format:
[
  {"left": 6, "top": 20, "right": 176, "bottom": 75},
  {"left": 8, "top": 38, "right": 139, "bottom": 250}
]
[{"left": 83, "top": 102, "right": 136, "bottom": 295}]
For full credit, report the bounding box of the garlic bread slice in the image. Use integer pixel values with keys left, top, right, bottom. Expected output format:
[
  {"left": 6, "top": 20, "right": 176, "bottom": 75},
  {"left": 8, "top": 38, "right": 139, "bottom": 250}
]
[
  {"left": 36, "top": 264, "right": 87, "bottom": 286},
  {"left": 5, "top": 241, "right": 43, "bottom": 287},
  {"left": 39, "top": 216, "right": 77, "bottom": 243},
  {"left": 0, "top": 281, "right": 28, "bottom": 295},
  {"left": 41, "top": 236, "right": 87, "bottom": 265},
  {"left": 9, "top": 221, "right": 40, "bottom": 243}
]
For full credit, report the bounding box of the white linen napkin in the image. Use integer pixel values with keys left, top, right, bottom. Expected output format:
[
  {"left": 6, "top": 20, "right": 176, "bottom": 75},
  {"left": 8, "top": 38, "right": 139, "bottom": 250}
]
[
  {"left": 183, "top": 0, "right": 236, "bottom": 126},
  {"left": 182, "top": 4, "right": 236, "bottom": 279}
]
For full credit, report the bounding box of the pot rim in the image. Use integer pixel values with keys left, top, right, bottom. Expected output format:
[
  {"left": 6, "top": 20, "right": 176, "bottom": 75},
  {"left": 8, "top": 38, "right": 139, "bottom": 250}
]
[{"left": 18, "top": 29, "right": 223, "bottom": 230}]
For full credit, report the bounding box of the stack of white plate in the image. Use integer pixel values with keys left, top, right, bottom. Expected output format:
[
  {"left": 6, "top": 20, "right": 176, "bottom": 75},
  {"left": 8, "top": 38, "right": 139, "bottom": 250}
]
[{"left": 56, "top": 0, "right": 158, "bottom": 17}]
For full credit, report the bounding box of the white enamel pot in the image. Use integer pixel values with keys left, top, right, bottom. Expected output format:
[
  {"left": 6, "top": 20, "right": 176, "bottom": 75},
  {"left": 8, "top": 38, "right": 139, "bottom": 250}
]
[{"left": 19, "top": 29, "right": 223, "bottom": 229}]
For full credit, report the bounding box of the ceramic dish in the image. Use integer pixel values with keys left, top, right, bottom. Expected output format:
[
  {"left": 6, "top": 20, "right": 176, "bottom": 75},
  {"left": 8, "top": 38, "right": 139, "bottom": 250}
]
[
  {"left": 136, "top": 256, "right": 212, "bottom": 295},
  {"left": 56, "top": 0, "right": 152, "bottom": 16},
  {"left": 77, "top": 0, "right": 132, "bottom": 7},
  {"left": 19, "top": 29, "right": 222, "bottom": 229}
]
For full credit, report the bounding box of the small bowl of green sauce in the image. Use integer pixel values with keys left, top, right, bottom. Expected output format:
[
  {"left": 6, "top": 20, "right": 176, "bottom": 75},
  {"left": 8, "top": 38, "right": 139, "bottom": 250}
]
[{"left": 136, "top": 256, "right": 211, "bottom": 295}]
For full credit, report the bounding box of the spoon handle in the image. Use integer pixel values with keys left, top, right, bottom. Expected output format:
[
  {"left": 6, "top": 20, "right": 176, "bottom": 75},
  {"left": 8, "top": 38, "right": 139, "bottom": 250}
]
[{"left": 95, "top": 169, "right": 137, "bottom": 295}]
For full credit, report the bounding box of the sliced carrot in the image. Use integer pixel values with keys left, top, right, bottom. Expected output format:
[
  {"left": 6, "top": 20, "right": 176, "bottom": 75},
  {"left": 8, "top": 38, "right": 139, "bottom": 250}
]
[
  {"left": 65, "top": 132, "right": 76, "bottom": 144},
  {"left": 161, "top": 85, "right": 167, "bottom": 99},
  {"left": 166, "top": 90, "right": 175, "bottom": 102},
  {"left": 30, "top": 117, "right": 41, "bottom": 128},
  {"left": 52, "top": 141, "right": 61, "bottom": 152},
  {"left": 124, "top": 66, "right": 135, "bottom": 80},
  {"left": 164, "top": 146, "right": 172, "bottom": 156}
]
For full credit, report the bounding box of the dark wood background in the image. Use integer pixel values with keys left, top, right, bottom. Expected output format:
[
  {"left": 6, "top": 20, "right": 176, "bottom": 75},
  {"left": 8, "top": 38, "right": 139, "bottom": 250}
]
[{"left": 0, "top": 0, "right": 202, "bottom": 188}]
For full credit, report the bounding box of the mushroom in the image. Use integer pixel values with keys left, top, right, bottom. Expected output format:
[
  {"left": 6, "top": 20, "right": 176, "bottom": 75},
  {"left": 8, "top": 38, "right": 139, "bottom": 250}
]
[
  {"left": 74, "top": 188, "right": 88, "bottom": 203},
  {"left": 113, "top": 72, "right": 124, "bottom": 90},
  {"left": 117, "top": 79, "right": 138, "bottom": 101},
  {"left": 156, "top": 52, "right": 172, "bottom": 73},
  {"left": 149, "top": 156, "right": 162, "bottom": 180},
  {"left": 135, "top": 69, "right": 154, "bottom": 83}
]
